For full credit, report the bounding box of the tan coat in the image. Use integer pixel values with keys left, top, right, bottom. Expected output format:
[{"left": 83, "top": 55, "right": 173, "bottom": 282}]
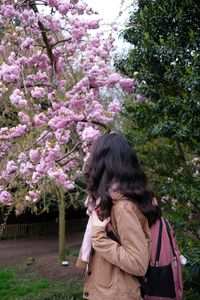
[{"left": 82, "top": 193, "right": 151, "bottom": 300}]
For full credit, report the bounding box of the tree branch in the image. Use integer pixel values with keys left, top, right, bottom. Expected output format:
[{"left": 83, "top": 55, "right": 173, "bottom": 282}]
[
  {"left": 52, "top": 38, "right": 72, "bottom": 48},
  {"left": 26, "top": 129, "right": 51, "bottom": 151},
  {"left": 80, "top": 118, "right": 109, "bottom": 130},
  {"left": 20, "top": 83, "right": 51, "bottom": 89},
  {"left": 28, "top": 0, "right": 57, "bottom": 75},
  {"left": 56, "top": 142, "right": 82, "bottom": 163}
]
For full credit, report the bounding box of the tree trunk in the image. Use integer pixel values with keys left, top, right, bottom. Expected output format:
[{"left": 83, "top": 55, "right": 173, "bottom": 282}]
[{"left": 58, "top": 196, "right": 66, "bottom": 262}]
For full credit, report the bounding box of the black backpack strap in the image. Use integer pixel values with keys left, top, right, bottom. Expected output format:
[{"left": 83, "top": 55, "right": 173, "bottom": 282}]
[
  {"left": 107, "top": 230, "right": 121, "bottom": 244},
  {"left": 155, "top": 218, "right": 163, "bottom": 266},
  {"left": 164, "top": 219, "right": 177, "bottom": 261},
  {"left": 138, "top": 218, "right": 163, "bottom": 295}
]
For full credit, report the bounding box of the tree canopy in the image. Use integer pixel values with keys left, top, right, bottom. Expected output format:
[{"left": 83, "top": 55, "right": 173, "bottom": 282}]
[{"left": 116, "top": 0, "right": 200, "bottom": 298}]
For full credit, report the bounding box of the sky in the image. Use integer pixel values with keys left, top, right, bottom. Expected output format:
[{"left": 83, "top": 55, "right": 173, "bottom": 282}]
[{"left": 84, "top": 0, "right": 134, "bottom": 24}]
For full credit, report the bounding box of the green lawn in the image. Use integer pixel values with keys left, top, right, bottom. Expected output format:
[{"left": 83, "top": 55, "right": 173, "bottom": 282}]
[{"left": 0, "top": 268, "right": 83, "bottom": 300}]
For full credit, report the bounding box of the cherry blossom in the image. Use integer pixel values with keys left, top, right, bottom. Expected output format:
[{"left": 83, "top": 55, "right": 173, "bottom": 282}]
[
  {"left": 0, "top": 189, "right": 12, "bottom": 205},
  {"left": 31, "top": 87, "right": 46, "bottom": 99},
  {"left": 82, "top": 127, "right": 100, "bottom": 143},
  {"left": 10, "top": 89, "right": 28, "bottom": 108},
  {"left": 0, "top": 0, "right": 135, "bottom": 209},
  {"left": 108, "top": 101, "right": 121, "bottom": 113}
]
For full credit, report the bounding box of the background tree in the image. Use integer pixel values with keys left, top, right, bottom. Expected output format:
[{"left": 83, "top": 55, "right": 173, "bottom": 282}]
[
  {"left": 0, "top": 0, "right": 134, "bottom": 261},
  {"left": 115, "top": 0, "right": 200, "bottom": 298}
]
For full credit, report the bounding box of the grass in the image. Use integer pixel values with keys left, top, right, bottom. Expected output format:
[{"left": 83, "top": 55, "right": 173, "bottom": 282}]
[
  {"left": 0, "top": 268, "right": 83, "bottom": 300},
  {"left": 24, "top": 281, "right": 83, "bottom": 300},
  {"left": 0, "top": 268, "right": 50, "bottom": 300}
]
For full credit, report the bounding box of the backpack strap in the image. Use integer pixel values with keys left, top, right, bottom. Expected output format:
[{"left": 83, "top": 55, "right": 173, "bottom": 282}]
[
  {"left": 164, "top": 219, "right": 177, "bottom": 263},
  {"left": 154, "top": 217, "right": 163, "bottom": 266},
  {"left": 107, "top": 230, "right": 121, "bottom": 244}
]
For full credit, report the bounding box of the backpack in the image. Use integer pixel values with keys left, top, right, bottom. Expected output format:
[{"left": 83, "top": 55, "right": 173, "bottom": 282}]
[
  {"left": 138, "top": 217, "right": 183, "bottom": 300},
  {"left": 107, "top": 216, "right": 183, "bottom": 300}
]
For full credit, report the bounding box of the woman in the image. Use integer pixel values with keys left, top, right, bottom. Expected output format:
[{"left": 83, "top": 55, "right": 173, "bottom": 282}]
[{"left": 77, "top": 133, "right": 161, "bottom": 300}]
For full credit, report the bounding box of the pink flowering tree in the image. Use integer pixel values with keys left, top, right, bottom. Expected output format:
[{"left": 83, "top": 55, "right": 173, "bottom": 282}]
[{"left": 0, "top": 0, "right": 135, "bottom": 260}]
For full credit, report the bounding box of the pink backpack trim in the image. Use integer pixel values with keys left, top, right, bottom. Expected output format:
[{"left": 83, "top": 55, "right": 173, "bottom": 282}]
[{"left": 144, "top": 217, "right": 183, "bottom": 300}]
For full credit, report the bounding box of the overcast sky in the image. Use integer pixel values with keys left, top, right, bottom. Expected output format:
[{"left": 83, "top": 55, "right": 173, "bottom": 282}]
[{"left": 85, "top": 0, "right": 135, "bottom": 25}]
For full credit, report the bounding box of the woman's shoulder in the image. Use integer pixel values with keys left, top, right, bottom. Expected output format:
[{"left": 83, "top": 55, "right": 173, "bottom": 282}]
[
  {"left": 111, "top": 192, "right": 148, "bottom": 225},
  {"left": 111, "top": 192, "right": 138, "bottom": 213}
]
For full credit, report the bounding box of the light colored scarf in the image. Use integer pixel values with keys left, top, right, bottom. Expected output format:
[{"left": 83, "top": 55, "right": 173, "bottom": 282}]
[
  {"left": 76, "top": 195, "right": 98, "bottom": 269},
  {"left": 76, "top": 195, "right": 114, "bottom": 270},
  {"left": 76, "top": 184, "right": 119, "bottom": 270}
]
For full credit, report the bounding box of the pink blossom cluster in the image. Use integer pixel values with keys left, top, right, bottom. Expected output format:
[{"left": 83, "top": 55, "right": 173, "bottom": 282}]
[
  {"left": 0, "top": 142, "right": 11, "bottom": 159},
  {"left": 85, "top": 100, "right": 108, "bottom": 123},
  {"left": 82, "top": 126, "right": 100, "bottom": 143},
  {"left": 26, "top": 71, "right": 49, "bottom": 86},
  {"left": 0, "top": 160, "right": 18, "bottom": 181},
  {"left": 108, "top": 101, "right": 121, "bottom": 113},
  {"left": 31, "top": 87, "right": 46, "bottom": 99},
  {"left": 0, "top": 4, "right": 17, "bottom": 19},
  {"left": 25, "top": 190, "right": 41, "bottom": 203},
  {"left": 0, "top": 187, "right": 12, "bottom": 205},
  {"left": 19, "top": 161, "right": 34, "bottom": 177},
  {"left": 48, "top": 107, "right": 84, "bottom": 131},
  {"left": 54, "top": 129, "right": 71, "bottom": 144},
  {"left": 31, "top": 143, "right": 61, "bottom": 184},
  {"left": 64, "top": 158, "right": 79, "bottom": 172},
  {"left": 18, "top": 112, "right": 31, "bottom": 124},
  {"left": 19, "top": 9, "right": 38, "bottom": 28},
  {"left": 48, "top": 168, "right": 74, "bottom": 189},
  {"left": 20, "top": 37, "right": 35, "bottom": 51},
  {"left": 0, "top": 64, "right": 21, "bottom": 83},
  {"left": 29, "top": 149, "right": 41, "bottom": 163},
  {"left": 0, "top": 125, "right": 27, "bottom": 142},
  {"left": 33, "top": 113, "right": 49, "bottom": 127},
  {"left": 10, "top": 89, "right": 28, "bottom": 108}
]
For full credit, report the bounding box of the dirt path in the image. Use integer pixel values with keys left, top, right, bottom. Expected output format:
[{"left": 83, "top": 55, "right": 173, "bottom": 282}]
[
  {"left": 0, "top": 232, "right": 85, "bottom": 281},
  {"left": 0, "top": 232, "right": 84, "bottom": 259}
]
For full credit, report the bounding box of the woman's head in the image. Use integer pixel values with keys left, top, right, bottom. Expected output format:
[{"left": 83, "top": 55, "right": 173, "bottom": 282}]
[{"left": 84, "top": 133, "right": 161, "bottom": 226}]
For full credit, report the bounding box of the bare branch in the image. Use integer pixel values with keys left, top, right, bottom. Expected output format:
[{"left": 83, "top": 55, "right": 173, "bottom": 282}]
[
  {"left": 21, "top": 83, "right": 52, "bottom": 89},
  {"left": 58, "top": 157, "right": 79, "bottom": 167},
  {"left": 56, "top": 142, "right": 82, "bottom": 163},
  {"left": 26, "top": 129, "right": 51, "bottom": 151},
  {"left": 80, "top": 118, "right": 109, "bottom": 130},
  {"left": 52, "top": 38, "right": 72, "bottom": 48}
]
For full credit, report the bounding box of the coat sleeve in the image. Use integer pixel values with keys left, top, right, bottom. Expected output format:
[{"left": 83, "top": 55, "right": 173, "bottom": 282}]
[{"left": 91, "top": 202, "right": 150, "bottom": 276}]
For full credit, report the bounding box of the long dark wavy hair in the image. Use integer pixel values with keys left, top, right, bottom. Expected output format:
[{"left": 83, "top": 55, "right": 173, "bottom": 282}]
[{"left": 84, "top": 133, "right": 161, "bottom": 226}]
